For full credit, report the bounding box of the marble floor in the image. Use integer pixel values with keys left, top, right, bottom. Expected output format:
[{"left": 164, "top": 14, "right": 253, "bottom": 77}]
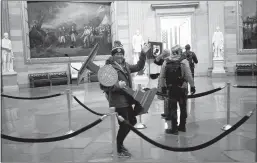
[{"left": 1, "top": 76, "right": 257, "bottom": 162}]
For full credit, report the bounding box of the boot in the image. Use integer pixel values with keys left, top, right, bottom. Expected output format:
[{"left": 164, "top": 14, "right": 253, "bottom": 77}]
[
  {"left": 166, "top": 120, "right": 178, "bottom": 135},
  {"left": 178, "top": 120, "right": 186, "bottom": 132}
]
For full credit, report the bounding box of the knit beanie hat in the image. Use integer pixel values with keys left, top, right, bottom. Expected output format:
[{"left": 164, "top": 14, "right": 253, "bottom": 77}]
[
  {"left": 171, "top": 45, "right": 182, "bottom": 55},
  {"left": 111, "top": 40, "right": 125, "bottom": 56}
]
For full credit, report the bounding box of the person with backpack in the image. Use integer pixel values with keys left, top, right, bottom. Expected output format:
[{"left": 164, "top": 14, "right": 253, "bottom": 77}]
[
  {"left": 183, "top": 44, "right": 198, "bottom": 78},
  {"left": 157, "top": 45, "right": 196, "bottom": 135},
  {"left": 154, "top": 49, "right": 171, "bottom": 119},
  {"left": 99, "top": 41, "right": 150, "bottom": 157}
]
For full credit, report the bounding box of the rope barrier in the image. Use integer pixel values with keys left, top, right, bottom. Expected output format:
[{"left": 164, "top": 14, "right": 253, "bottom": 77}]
[
  {"left": 1, "top": 115, "right": 107, "bottom": 143},
  {"left": 117, "top": 108, "right": 255, "bottom": 152},
  {"left": 73, "top": 95, "right": 105, "bottom": 116},
  {"left": 188, "top": 86, "right": 225, "bottom": 98},
  {"left": 233, "top": 85, "right": 257, "bottom": 88},
  {"left": 1, "top": 93, "right": 64, "bottom": 100},
  {"left": 144, "top": 85, "right": 226, "bottom": 99}
]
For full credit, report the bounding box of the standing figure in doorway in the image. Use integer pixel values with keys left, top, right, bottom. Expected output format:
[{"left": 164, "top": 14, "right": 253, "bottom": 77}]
[
  {"left": 2, "top": 32, "right": 14, "bottom": 72},
  {"left": 212, "top": 26, "right": 224, "bottom": 59},
  {"left": 183, "top": 44, "right": 198, "bottom": 79}
]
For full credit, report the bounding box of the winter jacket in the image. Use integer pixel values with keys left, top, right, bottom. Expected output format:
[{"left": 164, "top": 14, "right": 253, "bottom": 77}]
[
  {"left": 182, "top": 50, "right": 198, "bottom": 69},
  {"left": 154, "top": 55, "right": 194, "bottom": 90},
  {"left": 99, "top": 52, "right": 146, "bottom": 108}
]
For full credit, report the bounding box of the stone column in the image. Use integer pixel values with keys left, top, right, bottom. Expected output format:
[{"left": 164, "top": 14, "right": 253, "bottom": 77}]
[
  {"left": 1, "top": 0, "right": 10, "bottom": 34},
  {"left": 128, "top": 1, "right": 144, "bottom": 65}
]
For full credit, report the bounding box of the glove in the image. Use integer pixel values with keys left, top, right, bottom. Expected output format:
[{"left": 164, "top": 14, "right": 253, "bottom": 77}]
[
  {"left": 190, "top": 87, "right": 196, "bottom": 95},
  {"left": 118, "top": 81, "right": 126, "bottom": 89},
  {"left": 142, "top": 43, "right": 151, "bottom": 53}
]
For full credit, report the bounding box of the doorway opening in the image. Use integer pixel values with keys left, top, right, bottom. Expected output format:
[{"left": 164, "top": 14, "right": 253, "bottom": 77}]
[{"left": 160, "top": 16, "right": 192, "bottom": 51}]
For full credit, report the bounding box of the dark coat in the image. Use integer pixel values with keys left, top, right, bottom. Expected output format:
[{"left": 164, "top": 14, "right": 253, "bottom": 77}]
[{"left": 100, "top": 52, "right": 146, "bottom": 108}]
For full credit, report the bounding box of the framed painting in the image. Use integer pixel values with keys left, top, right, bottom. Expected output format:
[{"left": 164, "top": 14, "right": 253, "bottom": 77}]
[
  {"left": 21, "top": 1, "right": 115, "bottom": 64},
  {"left": 236, "top": 1, "right": 257, "bottom": 54},
  {"left": 148, "top": 41, "right": 163, "bottom": 59}
]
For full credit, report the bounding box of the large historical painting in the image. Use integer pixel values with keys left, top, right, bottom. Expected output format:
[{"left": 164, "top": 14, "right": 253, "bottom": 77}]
[
  {"left": 238, "top": 1, "right": 257, "bottom": 52},
  {"left": 27, "top": 1, "right": 112, "bottom": 59}
]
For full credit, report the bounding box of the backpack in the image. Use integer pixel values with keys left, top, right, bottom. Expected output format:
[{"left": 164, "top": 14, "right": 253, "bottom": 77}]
[
  {"left": 185, "top": 51, "right": 195, "bottom": 68},
  {"left": 165, "top": 56, "right": 185, "bottom": 87}
]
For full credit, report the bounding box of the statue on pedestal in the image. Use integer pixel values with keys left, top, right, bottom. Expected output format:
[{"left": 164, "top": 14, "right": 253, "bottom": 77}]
[
  {"left": 132, "top": 30, "right": 144, "bottom": 64},
  {"left": 2, "top": 32, "right": 14, "bottom": 72},
  {"left": 212, "top": 26, "right": 224, "bottom": 60}
]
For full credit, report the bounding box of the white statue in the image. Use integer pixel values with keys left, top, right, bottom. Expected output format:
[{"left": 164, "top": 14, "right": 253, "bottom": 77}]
[
  {"left": 212, "top": 26, "right": 224, "bottom": 60},
  {"left": 132, "top": 30, "right": 144, "bottom": 63},
  {"left": 2, "top": 32, "right": 14, "bottom": 72}
]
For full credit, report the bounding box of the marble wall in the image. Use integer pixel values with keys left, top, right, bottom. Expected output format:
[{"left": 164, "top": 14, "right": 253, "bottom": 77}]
[
  {"left": 115, "top": 1, "right": 256, "bottom": 76},
  {"left": 116, "top": 1, "right": 211, "bottom": 76},
  {"left": 5, "top": 1, "right": 257, "bottom": 88}
]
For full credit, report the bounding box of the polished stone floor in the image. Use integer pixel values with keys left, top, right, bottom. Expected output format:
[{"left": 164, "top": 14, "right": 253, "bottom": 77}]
[{"left": 1, "top": 76, "right": 256, "bottom": 162}]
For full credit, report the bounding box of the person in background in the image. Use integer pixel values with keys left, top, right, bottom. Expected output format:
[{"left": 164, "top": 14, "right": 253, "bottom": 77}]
[
  {"left": 154, "top": 49, "right": 171, "bottom": 119},
  {"left": 183, "top": 44, "right": 198, "bottom": 79},
  {"left": 156, "top": 45, "right": 196, "bottom": 135}
]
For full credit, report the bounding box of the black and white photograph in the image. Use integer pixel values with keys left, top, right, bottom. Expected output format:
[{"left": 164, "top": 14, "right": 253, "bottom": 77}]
[{"left": 1, "top": 1, "right": 257, "bottom": 163}]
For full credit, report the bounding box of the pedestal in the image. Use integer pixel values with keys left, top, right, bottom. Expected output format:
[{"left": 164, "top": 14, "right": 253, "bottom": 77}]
[
  {"left": 2, "top": 71, "right": 19, "bottom": 92},
  {"left": 212, "top": 58, "right": 226, "bottom": 77},
  {"left": 133, "top": 75, "right": 149, "bottom": 129}
]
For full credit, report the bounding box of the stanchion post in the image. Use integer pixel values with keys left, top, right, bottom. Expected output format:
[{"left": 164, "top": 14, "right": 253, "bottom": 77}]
[
  {"left": 221, "top": 82, "right": 232, "bottom": 131},
  {"left": 226, "top": 82, "right": 230, "bottom": 125},
  {"left": 84, "top": 70, "right": 89, "bottom": 104},
  {"left": 110, "top": 107, "right": 117, "bottom": 161},
  {"left": 135, "top": 84, "right": 147, "bottom": 129},
  {"left": 255, "top": 107, "right": 257, "bottom": 162},
  {"left": 66, "top": 89, "right": 73, "bottom": 134}
]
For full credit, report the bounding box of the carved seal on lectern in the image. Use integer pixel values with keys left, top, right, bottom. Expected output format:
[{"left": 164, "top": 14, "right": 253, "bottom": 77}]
[{"left": 98, "top": 64, "right": 118, "bottom": 87}]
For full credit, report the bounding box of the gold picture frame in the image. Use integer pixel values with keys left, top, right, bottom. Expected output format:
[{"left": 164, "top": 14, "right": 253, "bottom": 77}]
[
  {"left": 236, "top": 1, "right": 257, "bottom": 55},
  {"left": 20, "top": 1, "right": 116, "bottom": 64}
]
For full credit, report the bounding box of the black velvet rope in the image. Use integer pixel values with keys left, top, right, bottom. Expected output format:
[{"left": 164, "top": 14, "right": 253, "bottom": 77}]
[
  {"left": 144, "top": 87, "right": 224, "bottom": 99},
  {"left": 187, "top": 87, "right": 223, "bottom": 98},
  {"left": 1, "top": 118, "right": 102, "bottom": 143},
  {"left": 73, "top": 95, "right": 105, "bottom": 116},
  {"left": 121, "top": 114, "right": 250, "bottom": 152},
  {"left": 1, "top": 93, "right": 63, "bottom": 100},
  {"left": 233, "top": 85, "right": 257, "bottom": 88}
]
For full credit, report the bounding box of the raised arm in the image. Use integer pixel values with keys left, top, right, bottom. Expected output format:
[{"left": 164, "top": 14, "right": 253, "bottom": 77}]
[
  {"left": 128, "top": 43, "right": 150, "bottom": 73},
  {"left": 154, "top": 49, "right": 170, "bottom": 66},
  {"left": 128, "top": 52, "right": 146, "bottom": 73}
]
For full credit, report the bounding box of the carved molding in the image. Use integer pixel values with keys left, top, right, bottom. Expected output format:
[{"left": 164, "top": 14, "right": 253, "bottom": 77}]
[
  {"left": 151, "top": 1, "right": 199, "bottom": 10},
  {"left": 2, "top": 1, "right": 10, "bottom": 34}
]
